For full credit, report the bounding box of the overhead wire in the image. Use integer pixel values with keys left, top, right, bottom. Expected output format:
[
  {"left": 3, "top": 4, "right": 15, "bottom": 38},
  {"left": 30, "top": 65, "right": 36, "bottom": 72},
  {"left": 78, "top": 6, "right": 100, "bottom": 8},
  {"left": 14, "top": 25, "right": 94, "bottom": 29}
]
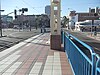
[
  {"left": 21, "top": 0, "right": 40, "bottom": 12},
  {"left": 62, "top": 1, "right": 100, "bottom": 6}
]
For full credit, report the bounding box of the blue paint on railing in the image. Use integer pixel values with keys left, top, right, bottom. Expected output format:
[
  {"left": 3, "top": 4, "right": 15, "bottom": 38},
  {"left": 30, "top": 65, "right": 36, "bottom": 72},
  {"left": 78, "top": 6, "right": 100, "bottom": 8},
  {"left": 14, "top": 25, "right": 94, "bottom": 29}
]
[
  {"left": 61, "top": 30, "right": 100, "bottom": 75},
  {"left": 95, "top": 54, "right": 100, "bottom": 75}
]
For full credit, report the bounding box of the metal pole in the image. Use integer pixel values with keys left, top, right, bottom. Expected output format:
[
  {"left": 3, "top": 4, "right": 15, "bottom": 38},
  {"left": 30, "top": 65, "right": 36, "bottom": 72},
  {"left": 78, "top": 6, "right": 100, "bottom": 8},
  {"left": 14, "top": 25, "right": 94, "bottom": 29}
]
[
  {"left": 91, "top": 20, "right": 94, "bottom": 36},
  {"left": 18, "top": 9, "right": 21, "bottom": 31},
  {"left": 0, "top": 0, "right": 4, "bottom": 37},
  {"left": 91, "top": 21, "right": 92, "bottom": 36},
  {"left": 0, "top": 0, "right": 2, "bottom": 37}
]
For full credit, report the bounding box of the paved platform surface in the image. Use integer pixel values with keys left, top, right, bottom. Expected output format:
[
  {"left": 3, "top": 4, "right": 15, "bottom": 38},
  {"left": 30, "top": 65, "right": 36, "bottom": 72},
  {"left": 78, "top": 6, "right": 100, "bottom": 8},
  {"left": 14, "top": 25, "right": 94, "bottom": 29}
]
[{"left": 0, "top": 33, "right": 73, "bottom": 75}]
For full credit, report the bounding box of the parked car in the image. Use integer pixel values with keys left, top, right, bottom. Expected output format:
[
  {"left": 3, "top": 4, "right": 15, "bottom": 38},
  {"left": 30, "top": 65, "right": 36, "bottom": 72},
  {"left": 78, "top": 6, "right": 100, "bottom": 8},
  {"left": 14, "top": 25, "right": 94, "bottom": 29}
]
[{"left": 13, "top": 25, "right": 19, "bottom": 29}]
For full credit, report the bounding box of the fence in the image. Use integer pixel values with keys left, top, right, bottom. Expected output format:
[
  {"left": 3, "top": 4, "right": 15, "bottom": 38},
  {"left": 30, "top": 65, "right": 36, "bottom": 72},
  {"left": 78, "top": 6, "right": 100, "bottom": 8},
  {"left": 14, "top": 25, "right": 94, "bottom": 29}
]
[
  {"left": 95, "top": 54, "right": 100, "bottom": 75},
  {"left": 61, "top": 30, "right": 100, "bottom": 75}
]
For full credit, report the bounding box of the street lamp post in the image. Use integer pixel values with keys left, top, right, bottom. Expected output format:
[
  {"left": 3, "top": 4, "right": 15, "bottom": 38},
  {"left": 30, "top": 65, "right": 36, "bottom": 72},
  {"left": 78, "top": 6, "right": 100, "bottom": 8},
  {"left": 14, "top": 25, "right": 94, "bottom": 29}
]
[{"left": 0, "top": 0, "right": 4, "bottom": 37}]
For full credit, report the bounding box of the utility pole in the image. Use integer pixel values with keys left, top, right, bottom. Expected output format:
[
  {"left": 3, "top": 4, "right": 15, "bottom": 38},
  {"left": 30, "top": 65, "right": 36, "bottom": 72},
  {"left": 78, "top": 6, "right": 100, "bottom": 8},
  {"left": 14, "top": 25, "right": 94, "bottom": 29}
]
[{"left": 0, "top": 0, "right": 4, "bottom": 37}]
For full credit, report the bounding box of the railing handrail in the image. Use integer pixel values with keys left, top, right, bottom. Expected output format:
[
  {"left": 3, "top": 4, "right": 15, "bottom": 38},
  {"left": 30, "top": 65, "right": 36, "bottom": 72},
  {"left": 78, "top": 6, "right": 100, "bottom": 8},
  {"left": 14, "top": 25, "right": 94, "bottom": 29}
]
[
  {"left": 64, "top": 31, "right": 95, "bottom": 54},
  {"left": 95, "top": 54, "right": 100, "bottom": 75},
  {"left": 61, "top": 30, "right": 100, "bottom": 75},
  {"left": 69, "top": 38, "right": 93, "bottom": 65}
]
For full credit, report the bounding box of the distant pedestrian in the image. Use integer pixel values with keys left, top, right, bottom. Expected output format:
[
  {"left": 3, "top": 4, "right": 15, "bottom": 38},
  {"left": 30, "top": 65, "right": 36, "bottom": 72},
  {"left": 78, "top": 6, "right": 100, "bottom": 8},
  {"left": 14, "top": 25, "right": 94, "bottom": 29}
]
[
  {"left": 41, "top": 26, "right": 43, "bottom": 33},
  {"left": 42, "top": 25, "right": 45, "bottom": 33},
  {"left": 94, "top": 31, "right": 97, "bottom": 36},
  {"left": 41, "top": 25, "right": 45, "bottom": 33}
]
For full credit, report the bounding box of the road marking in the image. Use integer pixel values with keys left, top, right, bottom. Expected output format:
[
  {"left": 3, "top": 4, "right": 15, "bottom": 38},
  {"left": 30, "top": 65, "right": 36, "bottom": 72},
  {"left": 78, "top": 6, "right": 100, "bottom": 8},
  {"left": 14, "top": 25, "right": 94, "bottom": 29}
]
[
  {"left": 0, "top": 34, "right": 42, "bottom": 59},
  {"left": 0, "top": 55, "right": 20, "bottom": 72},
  {"left": 38, "top": 40, "right": 43, "bottom": 43},
  {"left": 0, "top": 42, "right": 25, "bottom": 59},
  {"left": 29, "top": 62, "right": 42, "bottom": 74},
  {"left": 26, "top": 43, "right": 32, "bottom": 46},
  {"left": 32, "top": 39, "right": 39, "bottom": 43},
  {"left": 42, "top": 56, "right": 53, "bottom": 75},
  {"left": 2, "top": 62, "right": 22, "bottom": 75},
  {"left": 0, "top": 51, "right": 21, "bottom": 65},
  {"left": 25, "top": 34, "right": 42, "bottom": 42},
  {"left": 53, "top": 52, "right": 62, "bottom": 75}
]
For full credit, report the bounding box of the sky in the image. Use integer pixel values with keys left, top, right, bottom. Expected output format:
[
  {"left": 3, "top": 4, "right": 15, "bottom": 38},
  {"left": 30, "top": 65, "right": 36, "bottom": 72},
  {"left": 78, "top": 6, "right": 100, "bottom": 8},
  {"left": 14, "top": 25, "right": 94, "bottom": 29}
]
[{"left": 1, "top": 0, "right": 100, "bottom": 17}]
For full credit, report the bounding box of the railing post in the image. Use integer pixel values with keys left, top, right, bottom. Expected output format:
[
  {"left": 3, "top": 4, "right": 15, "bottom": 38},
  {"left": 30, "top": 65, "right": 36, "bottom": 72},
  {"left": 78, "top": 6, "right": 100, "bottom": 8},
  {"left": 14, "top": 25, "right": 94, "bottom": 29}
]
[
  {"left": 61, "top": 30, "right": 63, "bottom": 44},
  {"left": 68, "top": 33, "right": 70, "bottom": 59},
  {"left": 64, "top": 32, "right": 66, "bottom": 51},
  {"left": 95, "top": 55, "right": 100, "bottom": 75},
  {"left": 92, "top": 53, "right": 96, "bottom": 75}
]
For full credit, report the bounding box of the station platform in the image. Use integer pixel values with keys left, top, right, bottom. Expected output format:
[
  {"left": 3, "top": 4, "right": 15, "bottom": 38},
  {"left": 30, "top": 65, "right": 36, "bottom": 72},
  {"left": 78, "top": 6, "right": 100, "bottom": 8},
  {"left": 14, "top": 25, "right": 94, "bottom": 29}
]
[{"left": 0, "top": 33, "right": 73, "bottom": 75}]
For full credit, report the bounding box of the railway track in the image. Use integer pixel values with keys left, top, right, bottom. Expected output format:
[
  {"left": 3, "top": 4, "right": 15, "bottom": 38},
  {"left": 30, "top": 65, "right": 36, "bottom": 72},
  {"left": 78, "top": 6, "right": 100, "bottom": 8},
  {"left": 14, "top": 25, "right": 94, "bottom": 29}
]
[
  {"left": 0, "top": 28, "right": 41, "bottom": 52},
  {"left": 0, "top": 37, "right": 25, "bottom": 52}
]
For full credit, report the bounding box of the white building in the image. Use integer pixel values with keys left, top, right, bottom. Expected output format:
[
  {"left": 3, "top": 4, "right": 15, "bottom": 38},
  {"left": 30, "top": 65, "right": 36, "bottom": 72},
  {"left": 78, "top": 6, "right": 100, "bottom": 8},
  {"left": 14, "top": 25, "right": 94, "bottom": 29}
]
[
  {"left": 68, "top": 7, "right": 100, "bottom": 30},
  {"left": 68, "top": 11, "right": 78, "bottom": 29},
  {"left": 69, "top": 14, "right": 78, "bottom": 29},
  {"left": 75, "top": 20, "right": 100, "bottom": 31}
]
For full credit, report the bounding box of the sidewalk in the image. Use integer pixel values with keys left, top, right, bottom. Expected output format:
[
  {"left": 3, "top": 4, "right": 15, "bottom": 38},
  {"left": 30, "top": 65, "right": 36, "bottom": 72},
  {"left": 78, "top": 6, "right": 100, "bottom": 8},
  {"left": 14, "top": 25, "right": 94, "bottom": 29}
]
[{"left": 0, "top": 33, "right": 73, "bottom": 75}]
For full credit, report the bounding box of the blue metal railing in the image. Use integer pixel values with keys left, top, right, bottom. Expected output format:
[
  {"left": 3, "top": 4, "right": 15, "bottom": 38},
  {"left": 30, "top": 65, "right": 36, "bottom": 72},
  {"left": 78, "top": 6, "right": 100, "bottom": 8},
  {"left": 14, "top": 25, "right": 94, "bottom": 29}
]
[
  {"left": 95, "top": 54, "right": 100, "bottom": 75},
  {"left": 61, "top": 30, "right": 100, "bottom": 75}
]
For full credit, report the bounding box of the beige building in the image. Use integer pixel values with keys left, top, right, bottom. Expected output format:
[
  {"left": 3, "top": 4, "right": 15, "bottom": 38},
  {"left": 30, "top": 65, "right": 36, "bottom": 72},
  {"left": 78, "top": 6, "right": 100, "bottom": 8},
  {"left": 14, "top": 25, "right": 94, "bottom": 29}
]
[
  {"left": 69, "top": 7, "right": 100, "bottom": 22},
  {"left": 68, "top": 7, "right": 100, "bottom": 29}
]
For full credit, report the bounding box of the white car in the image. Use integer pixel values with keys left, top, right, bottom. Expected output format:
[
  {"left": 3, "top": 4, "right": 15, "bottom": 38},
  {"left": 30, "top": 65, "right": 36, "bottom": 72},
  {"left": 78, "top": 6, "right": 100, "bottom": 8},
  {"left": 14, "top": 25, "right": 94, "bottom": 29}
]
[{"left": 13, "top": 25, "right": 19, "bottom": 29}]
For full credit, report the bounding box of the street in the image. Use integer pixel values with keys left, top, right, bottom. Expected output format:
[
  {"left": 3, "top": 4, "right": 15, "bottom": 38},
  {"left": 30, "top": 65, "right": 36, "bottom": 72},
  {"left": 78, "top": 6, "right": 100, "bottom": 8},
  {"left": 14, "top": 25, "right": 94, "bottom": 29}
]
[{"left": 0, "top": 28, "right": 41, "bottom": 52}]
